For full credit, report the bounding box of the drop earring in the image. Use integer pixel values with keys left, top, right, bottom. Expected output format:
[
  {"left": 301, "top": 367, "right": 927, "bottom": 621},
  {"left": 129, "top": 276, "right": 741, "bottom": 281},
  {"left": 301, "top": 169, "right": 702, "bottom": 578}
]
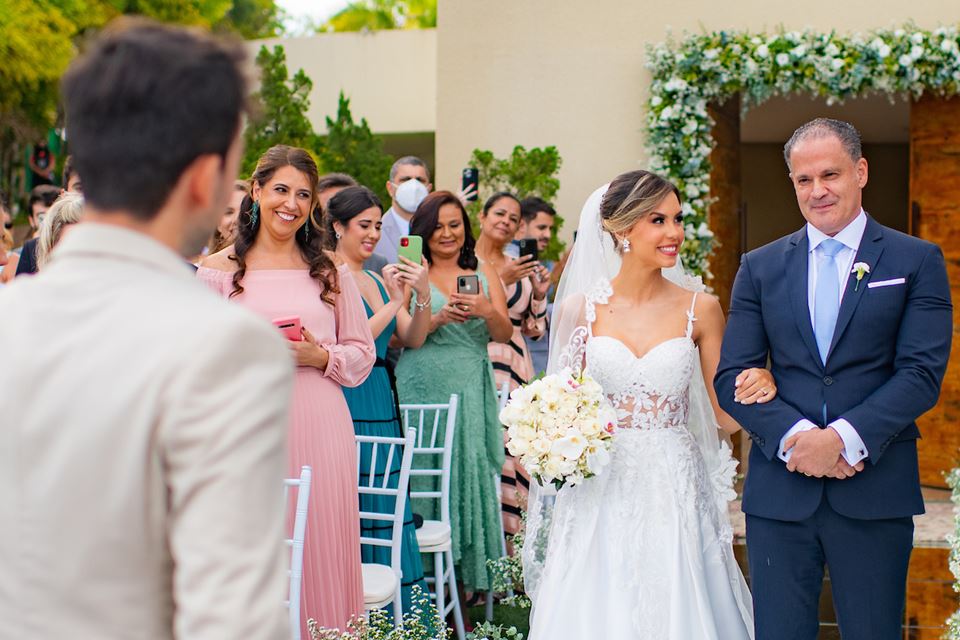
[
  {"left": 621, "top": 237, "right": 631, "bottom": 253},
  {"left": 304, "top": 221, "right": 310, "bottom": 242},
  {"left": 250, "top": 201, "right": 260, "bottom": 227}
]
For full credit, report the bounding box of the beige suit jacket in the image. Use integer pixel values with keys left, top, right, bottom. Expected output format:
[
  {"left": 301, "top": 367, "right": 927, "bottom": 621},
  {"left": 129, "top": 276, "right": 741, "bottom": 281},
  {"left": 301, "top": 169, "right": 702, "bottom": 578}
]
[{"left": 0, "top": 224, "right": 294, "bottom": 639}]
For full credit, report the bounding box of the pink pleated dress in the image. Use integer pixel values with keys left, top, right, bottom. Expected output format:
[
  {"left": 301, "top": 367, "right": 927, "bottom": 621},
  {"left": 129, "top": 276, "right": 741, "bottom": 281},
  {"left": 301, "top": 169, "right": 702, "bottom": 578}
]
[{"left": 197, "top": 264, "right": 375, "bottom": 635}]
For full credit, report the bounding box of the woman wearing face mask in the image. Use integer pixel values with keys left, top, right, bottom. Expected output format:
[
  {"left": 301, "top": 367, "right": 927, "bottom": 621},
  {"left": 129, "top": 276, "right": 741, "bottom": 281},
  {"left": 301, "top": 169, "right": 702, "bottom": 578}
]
[
  {"left": 394, "top": 191, "right": 512, "bottom": 625},
  {"left": 326, "top": 185, "right": 433, "bottom": 621},
  {"left": 474, "top": 192, "right": 551, "bottom": 546},
  {"left": 198, "top": 145, "right": 376, "bottom": 635}
]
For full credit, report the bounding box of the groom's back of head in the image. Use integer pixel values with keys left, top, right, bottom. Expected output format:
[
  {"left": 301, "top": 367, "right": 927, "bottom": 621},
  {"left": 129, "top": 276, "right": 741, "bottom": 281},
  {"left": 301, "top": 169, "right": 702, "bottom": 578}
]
[{"left": 61, "top": 18, "right": 248, "bottom": 221}]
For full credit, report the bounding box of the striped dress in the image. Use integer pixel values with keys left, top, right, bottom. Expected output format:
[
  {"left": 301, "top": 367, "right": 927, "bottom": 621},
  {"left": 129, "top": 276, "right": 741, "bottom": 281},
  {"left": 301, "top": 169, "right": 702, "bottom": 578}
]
[{"left": 487, "top": 275, "right": 547, "bottom": 540}]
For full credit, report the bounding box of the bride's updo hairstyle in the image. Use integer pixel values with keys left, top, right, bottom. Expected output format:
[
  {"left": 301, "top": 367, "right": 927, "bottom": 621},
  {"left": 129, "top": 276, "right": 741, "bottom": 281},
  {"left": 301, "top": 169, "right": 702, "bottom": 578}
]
[{"left": 599, "top": 170, "right": 681, "bottom": 252}]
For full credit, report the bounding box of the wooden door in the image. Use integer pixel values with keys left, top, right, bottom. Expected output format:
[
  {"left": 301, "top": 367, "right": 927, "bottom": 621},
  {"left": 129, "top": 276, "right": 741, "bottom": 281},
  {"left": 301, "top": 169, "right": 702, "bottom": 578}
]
[
  {"left": 910, "top": 95, "right": 960, "bottom": 488},
  {"left": 707, "top": 95, "right": 747, "bottom": 473},
  {"left": 707, "top": 95, "right": 742, "bottom": 315}
]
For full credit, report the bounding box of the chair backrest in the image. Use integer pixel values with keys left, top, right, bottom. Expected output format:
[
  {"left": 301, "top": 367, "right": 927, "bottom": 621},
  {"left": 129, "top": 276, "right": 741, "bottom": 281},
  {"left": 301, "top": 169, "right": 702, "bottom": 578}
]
[
  {"left": 284, "top": 466, "right": 312, "bottom": 640},
  {"left": 496, "top": 381, "right": 510, "bottom": 413},
  {"left": 400, "top": 394, "right": 458, "bottom": 524},
  {"left": 355, "top": 428, "right": 417, "bottom": 572}
]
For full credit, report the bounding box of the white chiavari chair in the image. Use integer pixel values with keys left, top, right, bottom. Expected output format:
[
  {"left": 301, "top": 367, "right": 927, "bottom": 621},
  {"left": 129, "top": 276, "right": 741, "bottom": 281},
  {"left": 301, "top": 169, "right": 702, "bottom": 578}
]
[
  {"left": 284, "top": 466, "right": 312, "bottom": 640},
  {"left": 400, "top": 394, "right": 466, "bottom": 640},
  {"left": 356, "top": 428, "right": 417, "bottom": 626}
]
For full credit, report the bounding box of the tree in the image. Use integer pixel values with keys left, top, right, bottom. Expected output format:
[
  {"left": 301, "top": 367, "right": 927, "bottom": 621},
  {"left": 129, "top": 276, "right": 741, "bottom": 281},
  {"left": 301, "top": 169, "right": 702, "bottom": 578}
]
[
  {"left": 321, "top": 0, "right": 436, "bottom": 32},
  {"left": 241, "top": 45, "right": 316, "bottom": 177},
  {"left": 314, "top": 92, "right": 394, "bottom": 206},
  {"left": 112, "top": 0, "right": 233, "bottom": 26},
  {"left": 466, "top": 145, "right": 566, "bottom": 260},
  {"left": 214, "top": 0, "right": 281, "bottom": 39},
  {"left": 0, "top": 0, "right": 280, "bottom": 201}
]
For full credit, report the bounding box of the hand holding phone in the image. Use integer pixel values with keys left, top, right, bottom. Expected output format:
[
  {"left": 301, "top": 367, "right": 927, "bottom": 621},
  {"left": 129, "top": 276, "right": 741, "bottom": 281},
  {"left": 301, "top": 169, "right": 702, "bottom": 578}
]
[
  {"left": 517, "top": 238, "right": 539, "bottom": 263},
  {"left": 398, "top": 235, "right": 423, "bottom": 265},
  {"left": 461, "top": 168, "right": 479, "bottom": 202},
  {"left": 272, "top": 316, "right": 303, "bottom": 341},
  {"left": 500, "top": 254, "right": 538, "bottom": 287},
  {"left": 456, "top": 274, "right": 480, "bottom": 295}
]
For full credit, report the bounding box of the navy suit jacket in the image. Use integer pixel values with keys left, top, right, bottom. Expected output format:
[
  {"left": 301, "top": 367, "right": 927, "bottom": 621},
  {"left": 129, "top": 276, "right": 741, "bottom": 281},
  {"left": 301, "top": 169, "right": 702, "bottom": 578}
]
[{"left": 715, "top": 216, "right": 952, "bottom": 521}]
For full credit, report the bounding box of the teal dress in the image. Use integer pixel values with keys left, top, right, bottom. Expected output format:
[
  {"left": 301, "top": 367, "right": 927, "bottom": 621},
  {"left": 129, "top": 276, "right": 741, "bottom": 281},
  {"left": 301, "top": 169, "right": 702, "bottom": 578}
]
[
  {"left": 395, "top": 271, "right": 505, "bottom": 591},
  {"left": 342, "top": 271, "right": 427, "bottom": 618}
]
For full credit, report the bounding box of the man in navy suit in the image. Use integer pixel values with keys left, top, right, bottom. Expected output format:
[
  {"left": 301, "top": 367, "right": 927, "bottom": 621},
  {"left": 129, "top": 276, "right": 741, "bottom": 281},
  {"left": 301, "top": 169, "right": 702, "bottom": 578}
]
[{"left": 715, "top": 118, "right": 952, "bottom": 640}]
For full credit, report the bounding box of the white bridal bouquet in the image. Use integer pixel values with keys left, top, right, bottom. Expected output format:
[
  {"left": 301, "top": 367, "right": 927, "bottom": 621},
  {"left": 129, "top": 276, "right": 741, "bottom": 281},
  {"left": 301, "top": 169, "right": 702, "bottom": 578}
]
[{"left": 500, "top": 369, "right": 617, "bottom": 490}]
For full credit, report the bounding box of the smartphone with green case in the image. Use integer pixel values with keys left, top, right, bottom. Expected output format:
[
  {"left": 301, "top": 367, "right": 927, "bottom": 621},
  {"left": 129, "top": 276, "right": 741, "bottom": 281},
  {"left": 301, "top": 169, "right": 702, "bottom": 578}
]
[{"left": 397, "top": 235, "right": 422, "bottom": 265}]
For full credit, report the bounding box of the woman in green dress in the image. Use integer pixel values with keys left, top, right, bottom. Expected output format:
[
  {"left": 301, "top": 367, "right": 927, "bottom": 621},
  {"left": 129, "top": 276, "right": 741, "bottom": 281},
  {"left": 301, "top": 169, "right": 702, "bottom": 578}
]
[
  {"left": 326, "top": 186, "right": 433, "bottom": 619},
  {"left": 395, "top": 191, "right": 513, "bottom": 603}
]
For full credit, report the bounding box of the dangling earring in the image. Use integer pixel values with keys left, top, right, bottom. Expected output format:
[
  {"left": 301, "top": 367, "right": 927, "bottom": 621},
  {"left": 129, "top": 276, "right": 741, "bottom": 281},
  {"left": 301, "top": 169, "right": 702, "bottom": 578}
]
[
  {"left": 304, "top": 221, "right": 310, "bottom": 242},
  {"left": 621, "top": 237, "right": 631, "bottom": 253},
  {"left": 250, "top": 201, "right": 260, "bottom": 227}
]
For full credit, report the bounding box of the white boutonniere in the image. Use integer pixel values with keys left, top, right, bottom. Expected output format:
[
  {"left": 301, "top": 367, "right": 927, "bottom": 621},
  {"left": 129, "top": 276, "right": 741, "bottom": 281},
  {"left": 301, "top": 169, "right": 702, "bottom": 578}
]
[{"left": 852, "top": 262, "right": 870, "bottom": 291}]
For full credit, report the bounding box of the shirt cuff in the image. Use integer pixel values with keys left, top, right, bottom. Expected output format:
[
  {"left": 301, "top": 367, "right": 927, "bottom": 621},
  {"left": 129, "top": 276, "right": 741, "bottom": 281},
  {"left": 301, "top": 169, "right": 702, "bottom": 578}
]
[
  {"left": 829, "top": 418, "right": 868, "bottom": 465},
  {"left": 778, "top": 419, "right": 818, "bottom": 462}
]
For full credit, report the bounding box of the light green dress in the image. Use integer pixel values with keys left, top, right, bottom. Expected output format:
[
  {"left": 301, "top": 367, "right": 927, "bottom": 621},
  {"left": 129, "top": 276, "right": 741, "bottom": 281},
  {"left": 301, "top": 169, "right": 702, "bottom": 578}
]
[{"left": 395, "top": 271, "right": 505, "bottom": 591}]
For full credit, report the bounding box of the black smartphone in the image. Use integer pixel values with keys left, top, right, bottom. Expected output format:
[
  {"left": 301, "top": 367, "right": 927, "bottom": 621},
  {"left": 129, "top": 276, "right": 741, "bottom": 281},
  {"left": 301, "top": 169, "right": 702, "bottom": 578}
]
[
  {"left": 518, "top": 238, "right": 539, "bottom": 263},
  {"left": 457, "top": 274, "right": 480, "bottom": 295},
  {"left": 461, "top": 168, "right": 479, "bottom": 202}
]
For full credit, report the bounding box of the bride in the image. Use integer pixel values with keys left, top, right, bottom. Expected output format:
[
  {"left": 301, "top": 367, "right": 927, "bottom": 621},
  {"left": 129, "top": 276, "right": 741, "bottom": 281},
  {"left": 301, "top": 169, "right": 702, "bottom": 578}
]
[{"left": 525, "top": 171, "right": 775, "bottom": 639}]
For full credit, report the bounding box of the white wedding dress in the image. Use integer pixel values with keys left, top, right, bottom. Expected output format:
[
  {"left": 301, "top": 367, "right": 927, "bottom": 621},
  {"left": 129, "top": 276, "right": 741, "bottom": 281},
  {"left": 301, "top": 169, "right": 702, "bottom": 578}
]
[{"left": 527, "top": 279, "right": 754, "bottom": 640}]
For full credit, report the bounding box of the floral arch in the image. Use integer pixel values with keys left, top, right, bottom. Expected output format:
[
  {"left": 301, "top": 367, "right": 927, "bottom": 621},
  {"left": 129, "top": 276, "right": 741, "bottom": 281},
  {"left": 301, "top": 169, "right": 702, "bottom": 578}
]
[{"left": 644, "top": 25, "right": 960, "bottom": 277}]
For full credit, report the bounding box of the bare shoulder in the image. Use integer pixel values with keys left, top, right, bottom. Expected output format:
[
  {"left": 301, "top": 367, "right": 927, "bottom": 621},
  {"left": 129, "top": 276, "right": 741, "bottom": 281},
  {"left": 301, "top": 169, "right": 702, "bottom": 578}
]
[
  {"left": 198, "top": 245, "right": 237, "bottom": 272},
  {"left": 692, "top": 292, "right": 725, "bottom": 340},
  {"left": 694, "top": 291, "right": 723, "bottom": 320}
]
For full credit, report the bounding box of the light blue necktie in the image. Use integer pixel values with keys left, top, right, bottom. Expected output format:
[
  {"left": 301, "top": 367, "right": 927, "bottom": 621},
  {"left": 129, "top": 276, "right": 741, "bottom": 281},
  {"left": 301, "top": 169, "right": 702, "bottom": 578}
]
[{"left": 814, "top": 238, "right": 844, "bottom": 364}]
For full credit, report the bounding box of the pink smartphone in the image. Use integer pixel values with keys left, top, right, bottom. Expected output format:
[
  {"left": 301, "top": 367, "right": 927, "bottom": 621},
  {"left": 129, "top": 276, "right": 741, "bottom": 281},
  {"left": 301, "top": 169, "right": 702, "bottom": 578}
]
[{"left": 272, "top": 315, "right": 302, "bottom": 341}]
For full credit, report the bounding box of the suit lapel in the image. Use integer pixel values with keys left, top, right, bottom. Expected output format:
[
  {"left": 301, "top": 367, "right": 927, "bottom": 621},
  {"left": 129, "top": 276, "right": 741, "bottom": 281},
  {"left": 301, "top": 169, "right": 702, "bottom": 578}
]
[
  {"left": 827, "top": 217, "right": 885, "bottom": 360},
  {"left": 785, "top": 230, "right": 823, "bottom": 369}
]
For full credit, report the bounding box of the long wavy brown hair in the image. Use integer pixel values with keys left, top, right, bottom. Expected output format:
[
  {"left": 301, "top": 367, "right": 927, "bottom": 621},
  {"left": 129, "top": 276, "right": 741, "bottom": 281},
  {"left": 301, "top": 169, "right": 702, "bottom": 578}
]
[{"left": 229, "top": 145, "right": 339, "bottom": 303}]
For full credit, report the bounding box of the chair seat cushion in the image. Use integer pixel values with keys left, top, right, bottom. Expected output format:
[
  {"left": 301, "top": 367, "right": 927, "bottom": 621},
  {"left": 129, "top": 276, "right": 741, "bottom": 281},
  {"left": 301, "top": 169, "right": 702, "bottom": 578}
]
[
  {"left": 362, "top": 563, "right": 398, "bottom": 605},
  {"left": 415, "top": 519, "right": 451, "bottom": 548}
]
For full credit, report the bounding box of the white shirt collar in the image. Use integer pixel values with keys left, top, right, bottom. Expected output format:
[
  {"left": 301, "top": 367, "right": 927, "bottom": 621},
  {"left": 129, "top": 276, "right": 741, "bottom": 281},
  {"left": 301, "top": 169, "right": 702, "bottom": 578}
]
[
  {"left": 806, "top": 209, "right": 867, "bottom": 253},
  {"left": 54, "top": 222, "right": 194, "bottom": 278}
]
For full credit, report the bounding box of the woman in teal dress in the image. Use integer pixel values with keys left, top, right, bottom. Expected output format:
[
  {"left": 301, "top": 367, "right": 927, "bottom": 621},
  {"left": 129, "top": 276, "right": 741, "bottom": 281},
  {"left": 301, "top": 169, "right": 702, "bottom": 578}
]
[
  {"left": 395, "top": 191, "right": 513, "bottom": 600},
  {"left": 327, "top": 186, "right": 433, "bottom": 618}
]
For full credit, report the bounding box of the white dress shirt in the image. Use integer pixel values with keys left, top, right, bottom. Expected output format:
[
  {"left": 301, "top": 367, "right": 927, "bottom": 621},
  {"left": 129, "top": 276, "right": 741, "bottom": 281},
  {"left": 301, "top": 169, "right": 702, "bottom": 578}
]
[{"left": 778, "top": 210, "right": 869, "bottom": 466}]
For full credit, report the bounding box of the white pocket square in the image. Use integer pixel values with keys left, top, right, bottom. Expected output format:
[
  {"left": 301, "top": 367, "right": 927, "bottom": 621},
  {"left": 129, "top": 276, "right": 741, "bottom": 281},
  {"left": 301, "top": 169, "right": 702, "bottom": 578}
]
[{"left": 868, "top": 278, "right": 906, "bottom": 289}]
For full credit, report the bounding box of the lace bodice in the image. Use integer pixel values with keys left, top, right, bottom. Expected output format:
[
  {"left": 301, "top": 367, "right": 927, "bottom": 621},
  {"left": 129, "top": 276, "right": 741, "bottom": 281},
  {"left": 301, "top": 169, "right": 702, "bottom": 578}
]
[{"left": 581, "top": 280, "right": 698, "bottom": 431}]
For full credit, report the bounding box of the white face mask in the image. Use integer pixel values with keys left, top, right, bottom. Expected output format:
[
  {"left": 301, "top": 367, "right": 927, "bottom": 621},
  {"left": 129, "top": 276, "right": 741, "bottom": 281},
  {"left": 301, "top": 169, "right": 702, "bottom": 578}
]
[{"left": 393, "top": 179, "right": 429, "bottom": 213}]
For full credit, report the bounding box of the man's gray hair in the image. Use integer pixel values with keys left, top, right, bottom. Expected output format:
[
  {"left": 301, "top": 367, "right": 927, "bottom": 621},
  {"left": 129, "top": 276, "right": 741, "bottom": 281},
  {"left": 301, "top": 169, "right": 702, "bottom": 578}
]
[
  {"left": 783, "top": 118, "right": 862, "bottom": 170},
  {"left": 389, "top": 155, "right": 430, "bottom": 182}
]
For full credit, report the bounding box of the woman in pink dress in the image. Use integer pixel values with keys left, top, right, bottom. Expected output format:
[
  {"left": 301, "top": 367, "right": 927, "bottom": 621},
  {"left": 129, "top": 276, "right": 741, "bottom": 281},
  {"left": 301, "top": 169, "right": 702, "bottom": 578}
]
[{"left": 198, "top": 145, "right": 375, "bottom": 635}]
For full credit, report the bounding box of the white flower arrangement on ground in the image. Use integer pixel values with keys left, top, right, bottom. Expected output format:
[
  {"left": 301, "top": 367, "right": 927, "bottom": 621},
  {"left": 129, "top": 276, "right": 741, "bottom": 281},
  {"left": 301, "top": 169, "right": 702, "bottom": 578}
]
[
  {"left": 645, "top": 24, "right": 960, "bottom": 278},
  {"left": 500, "top": 369, "right": 617, "bottom": 490},
  {"left": 945, "top": 466, "right": 960, "bottom": 639}
]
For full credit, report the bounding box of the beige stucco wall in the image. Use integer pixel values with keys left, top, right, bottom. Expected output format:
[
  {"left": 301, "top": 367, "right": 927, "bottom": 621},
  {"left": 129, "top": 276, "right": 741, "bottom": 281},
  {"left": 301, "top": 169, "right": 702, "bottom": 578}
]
[
  {"left": 436, "top": 1, "right": 960, "bottom": 240},
  {"left": 249, "top": 29, "right": 436, "bottom": 135}
]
